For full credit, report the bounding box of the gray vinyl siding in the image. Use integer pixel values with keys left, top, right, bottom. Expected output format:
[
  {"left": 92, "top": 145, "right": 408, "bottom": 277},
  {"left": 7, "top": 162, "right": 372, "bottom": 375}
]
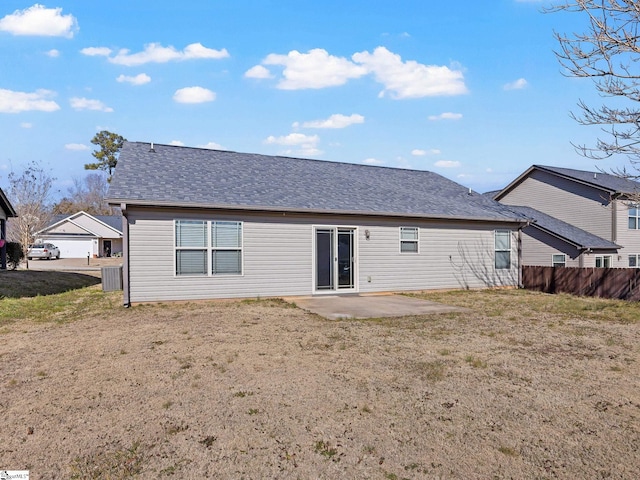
[
  {"left": 358, "top": 221, "right": 518, "bottom": 292},
  {"left": 126, "top": 207, "right": 520, "bottom": 302},
  {"left": 500, "top": 170, "right": 612, "bottom": 240},
  {"left": 614, "top": 199, "right": 640, "bottom": 267},
  {"left": 520, "top": 227, "right": 582, "bottom": 267}
]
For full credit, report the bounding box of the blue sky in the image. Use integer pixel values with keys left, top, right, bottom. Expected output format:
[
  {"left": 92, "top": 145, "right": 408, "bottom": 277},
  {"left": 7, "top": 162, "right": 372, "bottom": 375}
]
[{"left": 0, "top": 1, "right": 626, "bottom": 197}]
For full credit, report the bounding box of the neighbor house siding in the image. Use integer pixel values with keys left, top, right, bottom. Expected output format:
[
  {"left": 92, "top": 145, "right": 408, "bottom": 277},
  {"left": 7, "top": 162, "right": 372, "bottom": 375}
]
[
  {"left": 519, "top": 227, "right": 582, "bottom": 267},
  {"left": 126, "top": 207, "right": 521, "bottom": 302},
  {"left": 614, "top": 199, "right": 640, "bottom": 267},
  {"left": 500, "top": 170, "right": 612, "bottom": 240}
]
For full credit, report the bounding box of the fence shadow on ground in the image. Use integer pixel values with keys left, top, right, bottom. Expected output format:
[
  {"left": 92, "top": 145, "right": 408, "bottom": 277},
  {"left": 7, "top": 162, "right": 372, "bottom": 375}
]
[{"left": 0, "top": 270, "right": 101, "bottom": 298}]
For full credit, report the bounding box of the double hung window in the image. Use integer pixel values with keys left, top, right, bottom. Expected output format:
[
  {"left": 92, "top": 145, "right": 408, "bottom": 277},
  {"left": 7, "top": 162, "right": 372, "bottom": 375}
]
[
  {"left": 552, "top": 254, "right": 566, "bottom": 267},
  {"left": 400, "top": 227, "right": 419, "bottom": 253},
  {"left": 629, "top": 205, "right": 640, "bottom": 229},
  {"left": 494, "top": 230, "right": 511, "bottom": 269},
  {"left": 175, "top": 220, "right": 242, "bottom": 276}
]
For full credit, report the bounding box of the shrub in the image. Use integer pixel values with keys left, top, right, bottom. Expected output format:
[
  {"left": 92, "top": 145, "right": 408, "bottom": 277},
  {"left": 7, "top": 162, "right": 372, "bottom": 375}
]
[{"left": 6, "top": 242, "right": 24, "bottom": 270}]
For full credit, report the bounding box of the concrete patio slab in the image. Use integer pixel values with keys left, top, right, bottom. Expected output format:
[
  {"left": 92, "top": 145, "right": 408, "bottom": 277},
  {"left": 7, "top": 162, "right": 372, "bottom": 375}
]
[{"left": 291, "top": 294, "right": 468, "bottom": 320}]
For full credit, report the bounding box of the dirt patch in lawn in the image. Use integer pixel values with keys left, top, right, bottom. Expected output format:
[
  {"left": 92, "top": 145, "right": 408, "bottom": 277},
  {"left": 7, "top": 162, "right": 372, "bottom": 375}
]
[{"left": 1, "top": 289, "right": 639, "bottom": 479}]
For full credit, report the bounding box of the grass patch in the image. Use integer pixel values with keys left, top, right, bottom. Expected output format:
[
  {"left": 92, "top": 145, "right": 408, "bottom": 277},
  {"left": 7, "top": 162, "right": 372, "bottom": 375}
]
[
  {"left": 0, "top": 270, "right": 100, "bottom": 298},
  {"left": 464, "top": 355, "right": 487, "bottom": 368},
  {"left": 69, "top": 441, "right": 144, "bottom": 479},
  {"left": 314, "top": 440, "right": 338, "bottom": 459},
  {"left": 415, "top": 289, "right": 640, "bottom": 324},
  {"left": 0, "top": 285, "right": 121, "bottom": 327}
]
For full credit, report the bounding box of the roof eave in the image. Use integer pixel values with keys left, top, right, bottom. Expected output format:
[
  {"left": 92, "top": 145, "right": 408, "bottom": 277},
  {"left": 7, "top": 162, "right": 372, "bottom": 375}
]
[
  {"left": 0, "top": 189, "right": 17, "bottom": 217},
  {"left": 108, "top": 198, "right": 525, "bottom": 224},
  {"left": 527, "top": 223, "right": 620, "bottom": 250}
]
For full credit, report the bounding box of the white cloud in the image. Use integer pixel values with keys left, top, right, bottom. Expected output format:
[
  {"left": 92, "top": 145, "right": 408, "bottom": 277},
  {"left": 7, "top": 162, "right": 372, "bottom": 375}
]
[
  {"left": 173, "top": 86, "right": 216, "bottom": 104},
  {"left": 265, "top": 133, "right": 319, "bottom": 146},
  {"left": 428, "top": 112, "right": 463, "bottom": 121},
  {"left": 81, "top": 46, "right": 112, "bottom": 57},
  {"left": 0, "top": 88, "right": 59, "bottom": 113},
  {"left": 352, "top": 46, "right": 468, "bottom": 99},
  {"left": 170, "top": 140, "right": 185, "bottom": 146},
  {"left": 21, "top": 122, "right": 32, "bottom": 128},
  {"left": 301, "top": 113, "right": 364, "bottom": 129},
  {"left": 197, "top": 141, "right": 223, "bottom": 150},
  {"left": 0, "top": 4, "right": 77, "bottom": 38},
  {"left": 65, "top": 143, "right": 89, "bottom": 151},
  {"left": 363, "top": 158, "right": 384, "bottom": 166},
  {"left": 46, "top": 49, "right": 60, "bottom": 58},
  {"left": 504, "top": 78, "right": 528, "bottom": 90},
  {"left": 108, "top": 42, "right": 229, "bottom": 66},
  {"left": 411, "top": 148, "right": 441, "bottom": 156},
  {"left": 434, "top": 160, "right": 461, "bottom": 168},
  {"left": 262, "top": 49, "right": 367, "bottom": 89},
  {"left": 70, "top": 97, "right": 113, "bottom": 112},
  {"left": 116, "top": 73, "right": 151, "bottom": 85},
  {"left": 244, "top": 65, "right": 273, "bottom": 79}
]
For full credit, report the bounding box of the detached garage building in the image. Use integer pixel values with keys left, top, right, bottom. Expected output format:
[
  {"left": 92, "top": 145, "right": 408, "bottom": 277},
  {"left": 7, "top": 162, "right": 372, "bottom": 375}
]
[
  {"left": 107, "top": 142, "right": 527, "bottom": 305},
  {"left": 36, "top": 211, "right": 123, "bottom": 258}
]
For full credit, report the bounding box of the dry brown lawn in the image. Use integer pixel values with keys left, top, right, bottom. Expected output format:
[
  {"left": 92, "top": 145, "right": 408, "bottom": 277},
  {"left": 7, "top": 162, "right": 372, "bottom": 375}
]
[{"left": 1, "top": 280, "right": 639, "bottom": 479}]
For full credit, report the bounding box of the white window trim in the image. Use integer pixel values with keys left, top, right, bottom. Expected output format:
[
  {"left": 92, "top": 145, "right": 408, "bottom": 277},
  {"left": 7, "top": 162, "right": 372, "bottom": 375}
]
[
  {"left": 494, "top": 229, "right": 511, "bottom": 270},
  {"left": 629, "top": 254, "right": 639, "bottom": 268},
  {"left": 595, "top": 255, "right": 612, "bottom": 268},
  {"left": 629, "top": 205, "right": 640, "bottom": 230},
  {"left": 552, "top": 254, "right": 566, "bottom": 267},
  {"left": 399, "top": 226, "right": 419, "bottom": 254},
  {"left": 174, "top": 219, "right": 244, "bottom": 277}
]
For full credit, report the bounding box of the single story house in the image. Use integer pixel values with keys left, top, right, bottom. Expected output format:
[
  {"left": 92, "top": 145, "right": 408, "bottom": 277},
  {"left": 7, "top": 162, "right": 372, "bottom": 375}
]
[
  {"left": 35, "top": 211, "right": 123, "bottom": 258},
  {"left": 0, "top": 187, "right": 17, "bottom": 269},
  {"left": 106, "top": 142, "right": 527, "bottom": 305}
]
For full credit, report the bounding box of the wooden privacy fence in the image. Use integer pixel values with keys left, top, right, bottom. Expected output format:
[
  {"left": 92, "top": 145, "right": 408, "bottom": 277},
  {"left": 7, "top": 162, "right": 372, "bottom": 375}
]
[{"left": 522, "top": 266, "right": 640, "bottom": 301}]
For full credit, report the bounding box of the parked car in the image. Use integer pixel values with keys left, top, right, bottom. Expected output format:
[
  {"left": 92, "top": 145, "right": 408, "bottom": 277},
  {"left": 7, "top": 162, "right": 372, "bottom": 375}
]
[{"left": 27, "top": 243, "right": 60, "bottom": 260}]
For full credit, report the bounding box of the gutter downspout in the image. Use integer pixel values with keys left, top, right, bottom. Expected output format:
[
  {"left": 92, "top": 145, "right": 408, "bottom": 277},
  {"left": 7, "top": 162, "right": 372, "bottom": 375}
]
[
  {"left": 121, "top": 203, "right": 131, "bottom": 307},
  {"left": 0, "top": 219, "right": 6, "bottom": 270},
  {"left": 517, "top": 223, "right": 526, "bottom": 289}
]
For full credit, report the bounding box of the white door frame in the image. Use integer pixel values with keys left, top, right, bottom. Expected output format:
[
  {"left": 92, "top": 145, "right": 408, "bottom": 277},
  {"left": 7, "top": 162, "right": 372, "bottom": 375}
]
[{"left": 312, "top": 225, "right": 358, "bottom": 294}]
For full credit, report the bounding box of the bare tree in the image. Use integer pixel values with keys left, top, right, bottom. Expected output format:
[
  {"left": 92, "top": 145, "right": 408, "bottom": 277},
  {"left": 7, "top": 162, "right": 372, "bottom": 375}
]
[
  {"left": 53, "top": 172, "right": 115, "bottom": 215},
  {"left": 547, "top": 1, "right": 640, "bottom": 177},
  {"left": 6, "top": 162, "right": 55, "bottom": 269}
]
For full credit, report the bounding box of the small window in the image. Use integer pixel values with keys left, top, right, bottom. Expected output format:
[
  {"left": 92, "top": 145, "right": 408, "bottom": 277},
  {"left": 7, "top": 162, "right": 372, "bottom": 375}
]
[
  {"left": 629, "top": 205, "right": 640, "bottom": 229},
  {"left": 400, "top": 227, "right": 419, "bottom": 253},
  {"left": 494, "top": 230, "right": 511, "bottom": 269},
  {"left": 595, "top": 255, "right": 612, "bottom": 268},
  {"left": 629, "top": 255, "right": 639, "bottom": 268},
  {"left": 552, "top": 254, "right": 566, "bottom": 267}
]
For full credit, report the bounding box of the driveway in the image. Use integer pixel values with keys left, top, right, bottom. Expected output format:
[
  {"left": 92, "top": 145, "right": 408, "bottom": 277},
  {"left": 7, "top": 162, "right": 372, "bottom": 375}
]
[
  {"left": 291, "top": 294, "right": 468, "bottom": 320},
  {"left": 22, "top": 257, "right": 123, "bottom": 272}
]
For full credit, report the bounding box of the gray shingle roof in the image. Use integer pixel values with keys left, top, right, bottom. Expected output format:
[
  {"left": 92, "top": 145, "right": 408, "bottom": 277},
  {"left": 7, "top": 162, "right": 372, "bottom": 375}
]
[
  {"left": 49, "top": 213, "right": 122, "bottom": 233},
  {"left": 107, "top": 142, "right": 525, "bottom": 223},
  {"left": 506, "top": 205, "right": 619, "bottom": 250},
  {"left": 535, "top": 165, "right": 640, "bottom": 194}
]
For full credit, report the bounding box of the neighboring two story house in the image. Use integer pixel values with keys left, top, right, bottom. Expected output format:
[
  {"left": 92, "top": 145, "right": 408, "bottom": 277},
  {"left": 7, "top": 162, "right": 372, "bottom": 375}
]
[{"left": 492, "top": 165, "right": 640, "bottom": 268}]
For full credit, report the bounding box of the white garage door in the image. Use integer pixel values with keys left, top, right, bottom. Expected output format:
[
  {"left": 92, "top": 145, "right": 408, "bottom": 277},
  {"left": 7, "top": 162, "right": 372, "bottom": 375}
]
[{"left": 46, "top": 239, "right": 94, "bottom": 258}]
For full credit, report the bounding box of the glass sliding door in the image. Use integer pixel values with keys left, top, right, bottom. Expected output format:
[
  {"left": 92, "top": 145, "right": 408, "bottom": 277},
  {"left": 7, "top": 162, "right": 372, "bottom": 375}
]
[
  {"left": 337, "top": 229, "right": 355, "bottom": 289},
  {"left": 315, "top": 228, "right": 335, "bottom": 290},
  {"left": 315, "top": 227, "right": 356, "bottom": 292}
]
